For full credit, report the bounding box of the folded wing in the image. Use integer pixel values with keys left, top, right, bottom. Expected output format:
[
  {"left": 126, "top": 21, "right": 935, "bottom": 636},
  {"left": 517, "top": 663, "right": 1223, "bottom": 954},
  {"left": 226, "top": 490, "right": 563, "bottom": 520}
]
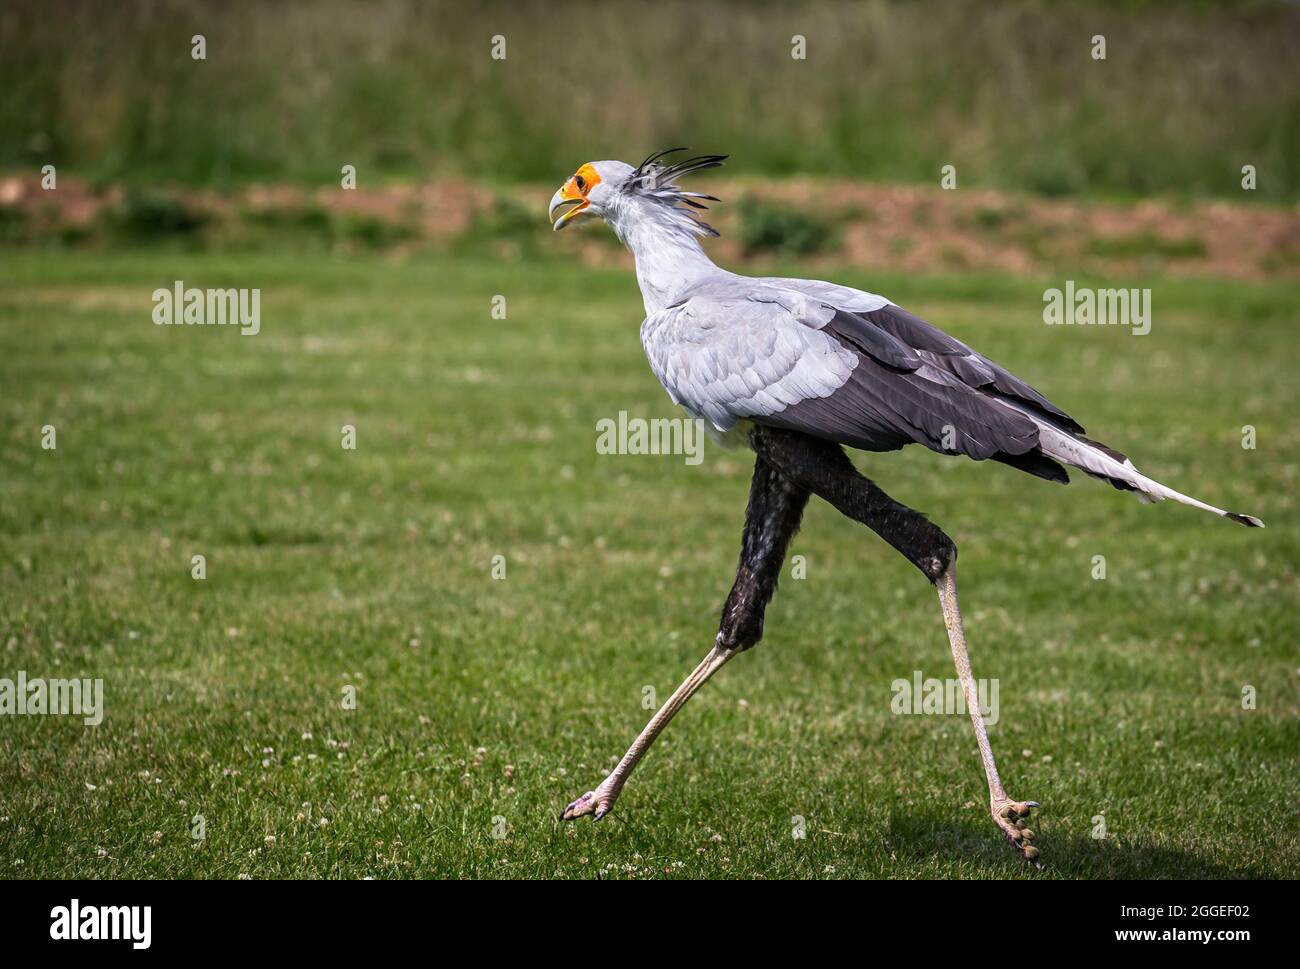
[
  {"left": 641, "top": 279, "right": 1070, "bottom": 481},
  {"left": 641, "top": 276, "right": 1263, "bottom": 525}
]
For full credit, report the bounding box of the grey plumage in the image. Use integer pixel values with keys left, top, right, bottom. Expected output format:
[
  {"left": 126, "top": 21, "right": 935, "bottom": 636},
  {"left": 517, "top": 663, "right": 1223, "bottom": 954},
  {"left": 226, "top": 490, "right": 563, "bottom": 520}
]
[
  {"left": 553, "top": 152, "right": 1264, "bottom": 528},
  {"left": 643, "top": 281, "right": 1061, "bottom": 475}
]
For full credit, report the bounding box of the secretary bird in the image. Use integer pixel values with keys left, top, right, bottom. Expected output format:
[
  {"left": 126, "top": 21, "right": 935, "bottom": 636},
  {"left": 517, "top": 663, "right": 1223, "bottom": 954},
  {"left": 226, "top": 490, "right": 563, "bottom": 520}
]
[{"left": 549, "top": 149, "right": 1263, "bottom": 864}]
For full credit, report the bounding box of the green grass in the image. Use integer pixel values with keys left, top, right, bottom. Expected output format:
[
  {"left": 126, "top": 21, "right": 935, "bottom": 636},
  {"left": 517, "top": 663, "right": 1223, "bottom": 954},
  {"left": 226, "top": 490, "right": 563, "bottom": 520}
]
[
  {"left": 0, "top": 249, "right": 1296, "bottom": 879},
  {"left": 1085, "top": 232, "right": 1208, "bottom": 261},
  {"left": 3, "top": 0, "right": 1298, "bottom": 200}
]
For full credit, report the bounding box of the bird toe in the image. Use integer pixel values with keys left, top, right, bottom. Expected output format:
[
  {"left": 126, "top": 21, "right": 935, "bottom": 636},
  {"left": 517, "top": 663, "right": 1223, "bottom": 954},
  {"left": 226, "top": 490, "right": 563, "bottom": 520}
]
[
  {"left": 560, "top": 781, "right": 622, "bottom": 822},
  {"left": 560, "top": 791, "right": 596, "bottom": 821},
  {"left": 993, "top": 798, "right": 1042, "bottom": 866}
]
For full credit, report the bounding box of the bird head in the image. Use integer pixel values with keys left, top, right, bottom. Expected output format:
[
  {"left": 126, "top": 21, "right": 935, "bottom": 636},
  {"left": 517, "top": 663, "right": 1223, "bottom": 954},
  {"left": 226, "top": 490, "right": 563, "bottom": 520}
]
[
  {"left": 548, "top": 161, "right": 624, "bottom": 231},
  {"left": 548, "top": 149, "right": 727, "bottom": 234}
]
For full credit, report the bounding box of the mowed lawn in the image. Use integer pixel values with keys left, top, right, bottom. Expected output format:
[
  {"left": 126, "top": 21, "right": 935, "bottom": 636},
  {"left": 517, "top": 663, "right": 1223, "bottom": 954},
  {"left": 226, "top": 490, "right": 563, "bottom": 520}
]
[{"left": 0, "top": 249, "right": 1296, "bottom": 879}]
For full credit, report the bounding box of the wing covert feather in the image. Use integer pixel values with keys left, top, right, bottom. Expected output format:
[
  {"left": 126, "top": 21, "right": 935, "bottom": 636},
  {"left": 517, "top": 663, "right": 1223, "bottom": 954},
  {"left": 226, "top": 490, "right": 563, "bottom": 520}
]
[{"left": 639, "top": 279, "right": 1076, "bottom": 476}]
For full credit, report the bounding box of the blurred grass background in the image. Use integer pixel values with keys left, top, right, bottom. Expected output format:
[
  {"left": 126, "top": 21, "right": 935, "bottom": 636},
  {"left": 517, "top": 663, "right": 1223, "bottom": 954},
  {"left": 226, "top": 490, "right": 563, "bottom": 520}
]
[{"left": 2, "top": 0, "right": 1297, "bottom": 199}]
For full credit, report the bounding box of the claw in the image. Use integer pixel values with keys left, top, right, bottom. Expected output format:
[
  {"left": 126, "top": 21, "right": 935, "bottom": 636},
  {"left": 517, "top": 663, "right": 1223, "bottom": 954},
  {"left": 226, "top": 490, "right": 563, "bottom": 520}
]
[
  {"left": 561, "top": 780, "right": 621, "bottom": 823},
  {"left": 992, "top": 798, "right": 1042, "bottom": 866},
  {"left": 560, "top": 791, "right": 595, "bottom": 821}
]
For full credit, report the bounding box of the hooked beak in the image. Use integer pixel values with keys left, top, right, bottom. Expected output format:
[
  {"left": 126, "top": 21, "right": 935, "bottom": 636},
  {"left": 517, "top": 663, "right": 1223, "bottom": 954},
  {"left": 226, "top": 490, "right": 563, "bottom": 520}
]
[{"left": 548, "top": 180, "right": 588, "bottom": 231}]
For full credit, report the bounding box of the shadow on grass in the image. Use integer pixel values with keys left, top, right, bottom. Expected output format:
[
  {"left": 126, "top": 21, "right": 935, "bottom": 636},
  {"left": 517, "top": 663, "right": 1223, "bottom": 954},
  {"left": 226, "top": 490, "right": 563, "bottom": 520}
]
[{"left": 888, "top": 811, "right": 1270, "bottom": 879}]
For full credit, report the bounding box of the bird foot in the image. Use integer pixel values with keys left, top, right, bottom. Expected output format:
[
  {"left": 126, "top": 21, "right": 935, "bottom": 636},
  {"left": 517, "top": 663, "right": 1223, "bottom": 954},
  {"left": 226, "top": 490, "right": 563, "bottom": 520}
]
[
  {"left": 560, "top": 777, "right": 623, "bottom": 822},
  {"left": 992, "top": 798, "right": 1041, "bottom": 866}
]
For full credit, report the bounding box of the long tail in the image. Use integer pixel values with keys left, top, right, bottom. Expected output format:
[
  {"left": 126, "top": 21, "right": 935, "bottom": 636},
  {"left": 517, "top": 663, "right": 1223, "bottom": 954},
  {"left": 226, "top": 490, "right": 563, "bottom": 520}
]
[
  {"left": 994, "top": 398, "right": 1265, "bottom": 527},
  {"left": 1030, "top": 418, "right": 1264, "bottom": 527}
]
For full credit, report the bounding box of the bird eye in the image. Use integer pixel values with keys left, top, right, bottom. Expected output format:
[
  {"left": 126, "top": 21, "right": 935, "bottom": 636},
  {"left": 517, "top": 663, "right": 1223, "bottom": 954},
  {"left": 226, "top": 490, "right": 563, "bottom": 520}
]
[{"left": 574, "top": 175, "right": 587, "bottom": 191}]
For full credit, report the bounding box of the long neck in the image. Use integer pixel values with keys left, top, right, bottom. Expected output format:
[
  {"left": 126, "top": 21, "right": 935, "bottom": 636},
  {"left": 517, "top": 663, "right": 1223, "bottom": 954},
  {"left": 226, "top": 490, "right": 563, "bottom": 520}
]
[{"left": 606, "top": 197, "right": 723, "bottom": 315}]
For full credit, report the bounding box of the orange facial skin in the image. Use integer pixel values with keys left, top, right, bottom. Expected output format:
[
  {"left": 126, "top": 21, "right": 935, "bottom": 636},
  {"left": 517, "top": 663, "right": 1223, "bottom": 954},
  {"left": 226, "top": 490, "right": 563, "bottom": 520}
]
[{"left": 553, "top": 163, "right": 602, "bottom": 227}]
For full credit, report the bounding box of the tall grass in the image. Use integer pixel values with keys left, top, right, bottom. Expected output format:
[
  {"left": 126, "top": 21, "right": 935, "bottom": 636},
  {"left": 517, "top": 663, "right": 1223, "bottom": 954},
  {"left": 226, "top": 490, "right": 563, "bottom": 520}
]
[{"left": 2, "top": 0, "right": 1296, "bottom": 199}]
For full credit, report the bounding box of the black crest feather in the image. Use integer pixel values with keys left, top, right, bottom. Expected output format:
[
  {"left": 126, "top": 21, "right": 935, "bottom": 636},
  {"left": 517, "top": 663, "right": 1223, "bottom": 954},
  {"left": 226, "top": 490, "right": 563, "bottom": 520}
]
[{"left": 625, "top": 148, "right": 729, "bottom": 236}]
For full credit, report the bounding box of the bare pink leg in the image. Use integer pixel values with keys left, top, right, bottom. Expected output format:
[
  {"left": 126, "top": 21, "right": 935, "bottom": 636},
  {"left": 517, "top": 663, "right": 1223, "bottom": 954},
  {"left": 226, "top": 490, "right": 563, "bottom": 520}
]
[
  {"left": 936, "top": 564, "right": 1040, "bottom": 865},
  {"left": 561, "top": 640, "right": 736, "bottom": 821}
]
